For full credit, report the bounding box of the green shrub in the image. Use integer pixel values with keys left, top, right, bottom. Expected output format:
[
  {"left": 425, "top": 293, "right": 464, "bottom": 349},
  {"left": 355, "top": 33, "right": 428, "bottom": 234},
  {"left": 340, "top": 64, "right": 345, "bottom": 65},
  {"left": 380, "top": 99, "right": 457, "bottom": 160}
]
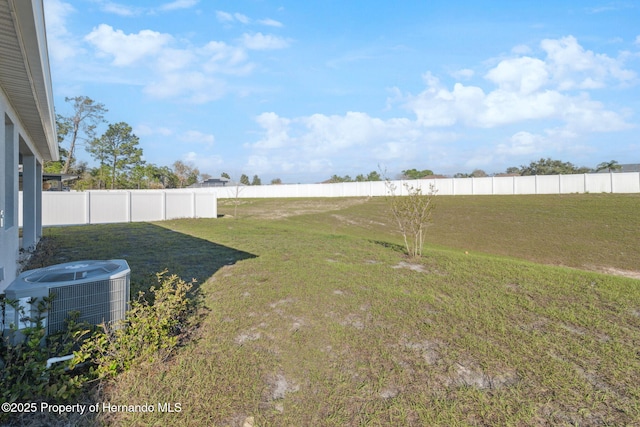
[
  {"left": 75, "top": 271, "right": 197, "bottom": 378},
  {"left": 0, "top": 270, "right": 198, "bottom": 424},
  {"left": 0, "top": 296, "right": 91, "bottom": 408}
]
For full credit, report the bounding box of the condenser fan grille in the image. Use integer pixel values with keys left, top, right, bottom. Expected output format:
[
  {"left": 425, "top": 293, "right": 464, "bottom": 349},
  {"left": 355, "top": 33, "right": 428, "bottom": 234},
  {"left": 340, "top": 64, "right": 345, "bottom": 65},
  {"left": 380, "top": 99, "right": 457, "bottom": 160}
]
[
  {"left": 4, "top": 260, "right": 131, "bottom": 339},
  {"left": 47, "top": 276, "right": 130, "bottom": 334}
]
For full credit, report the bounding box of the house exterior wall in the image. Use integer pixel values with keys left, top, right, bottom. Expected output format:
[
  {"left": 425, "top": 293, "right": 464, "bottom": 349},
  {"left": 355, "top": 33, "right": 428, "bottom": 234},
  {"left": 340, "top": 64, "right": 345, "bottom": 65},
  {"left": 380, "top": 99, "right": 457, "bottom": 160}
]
[
  {"left": 0, "top": 0, "right": 56, "bottom": 293},
  {"left": 1, "top": 89, "right": 26, "bottom": 290}
]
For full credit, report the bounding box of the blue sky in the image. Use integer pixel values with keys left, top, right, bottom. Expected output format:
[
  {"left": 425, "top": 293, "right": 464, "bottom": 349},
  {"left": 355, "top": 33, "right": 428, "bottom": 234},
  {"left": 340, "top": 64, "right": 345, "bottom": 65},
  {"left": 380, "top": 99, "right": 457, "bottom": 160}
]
[{"left": 44, "top": 0, "right": 640, "bottom": 183}]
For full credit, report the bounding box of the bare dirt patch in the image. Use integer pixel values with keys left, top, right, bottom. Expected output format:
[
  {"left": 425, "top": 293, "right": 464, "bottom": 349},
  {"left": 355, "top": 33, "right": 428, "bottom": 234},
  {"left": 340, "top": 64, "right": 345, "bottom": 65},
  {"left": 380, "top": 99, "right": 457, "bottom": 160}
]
[
  {"left": 220, "top": 198, "right": 370, "bottom": 220},
  {"left": 402, "top": 338, "right": 442, "bottom": 365},
  {"left": 448, "top": 361, "right": 518, "bottom": 390},
  {"left": 392, "top": 261, "right": 428, "bottom": 273},
  {"left": 599, "top": 267, "right": 640, "bottom": 280}
]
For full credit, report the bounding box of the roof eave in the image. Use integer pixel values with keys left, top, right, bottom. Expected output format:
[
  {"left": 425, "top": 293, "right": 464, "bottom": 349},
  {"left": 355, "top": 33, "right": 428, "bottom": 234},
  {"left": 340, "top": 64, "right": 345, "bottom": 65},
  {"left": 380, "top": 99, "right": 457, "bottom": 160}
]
[{"left": 2, "top": 0, "right": 57, "bottom": 161}]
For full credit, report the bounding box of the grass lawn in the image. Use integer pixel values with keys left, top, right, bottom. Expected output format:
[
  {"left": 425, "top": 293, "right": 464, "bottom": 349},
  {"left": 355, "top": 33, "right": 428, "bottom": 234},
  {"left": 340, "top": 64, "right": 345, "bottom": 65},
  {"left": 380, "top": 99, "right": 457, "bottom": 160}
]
[{"left": 31, "top": 194, "right": 640, "bottom": 426}]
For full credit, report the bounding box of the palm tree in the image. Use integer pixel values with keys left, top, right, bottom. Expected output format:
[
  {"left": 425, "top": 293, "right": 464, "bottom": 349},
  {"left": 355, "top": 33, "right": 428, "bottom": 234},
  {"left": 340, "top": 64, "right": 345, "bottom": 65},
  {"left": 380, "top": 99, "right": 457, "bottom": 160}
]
[{"left": 596, "top": 160, "right": 622, "bottom": 173}]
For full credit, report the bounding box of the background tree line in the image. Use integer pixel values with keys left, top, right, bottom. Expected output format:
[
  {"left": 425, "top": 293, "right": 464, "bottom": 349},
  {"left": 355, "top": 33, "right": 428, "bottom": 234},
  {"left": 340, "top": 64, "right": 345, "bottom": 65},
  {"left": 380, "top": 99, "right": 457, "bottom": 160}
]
[
  {"left": 46, "top": 96, "right": 204, "bottom": 190},
  {"left": 324, "top": 159, "right": 623, "bottom": 183},
  {"left": 456, "top": 158, "right": 622, "bottom": 178}
]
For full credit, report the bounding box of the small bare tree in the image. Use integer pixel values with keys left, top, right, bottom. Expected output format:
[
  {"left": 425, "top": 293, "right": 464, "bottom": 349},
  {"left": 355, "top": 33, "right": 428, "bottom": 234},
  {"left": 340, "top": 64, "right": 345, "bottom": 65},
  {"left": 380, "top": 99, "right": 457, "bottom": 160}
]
[
  {"left": 385, "top": 179, "right": 437, "bottom": 258},
  {"left": 232, "top": 183, "right": 245, "bottom": 219}
]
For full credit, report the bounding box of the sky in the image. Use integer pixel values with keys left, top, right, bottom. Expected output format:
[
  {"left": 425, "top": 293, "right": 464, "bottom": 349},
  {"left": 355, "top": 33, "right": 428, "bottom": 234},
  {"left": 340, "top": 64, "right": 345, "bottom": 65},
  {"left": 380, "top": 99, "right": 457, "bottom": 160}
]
[{"left": 44, "top": 0, "right": 640, "bottom": 183}]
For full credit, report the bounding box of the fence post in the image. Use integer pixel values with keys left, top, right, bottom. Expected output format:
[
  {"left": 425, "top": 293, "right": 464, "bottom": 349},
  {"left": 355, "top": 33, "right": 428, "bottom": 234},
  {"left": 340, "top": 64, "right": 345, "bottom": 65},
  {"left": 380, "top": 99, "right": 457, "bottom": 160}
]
[
  {"left": 85, "top": 192, "right": 91, "bottom": 224},
  {"left": 162, "top": 191, "right": 167, "bottom": 220},
  {"left": 127, "top": 191, "right": 132, "bottom": 222},
  {"left": 610, "top": 172, "right": 614, "bottom": 193},
  {"left": 558, "top": 175, "right": 562, "bottom": 194}
]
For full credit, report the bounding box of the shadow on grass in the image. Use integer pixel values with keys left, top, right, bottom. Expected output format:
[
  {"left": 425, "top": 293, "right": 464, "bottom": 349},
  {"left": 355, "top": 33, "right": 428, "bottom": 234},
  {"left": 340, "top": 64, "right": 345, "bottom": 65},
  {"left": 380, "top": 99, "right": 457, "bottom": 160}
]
[
  {"left": 369, "top": 239, "right": 406, "bottom": 254},
  {"left": 26, "top": 222, "right": 256, "bottom": 294}
]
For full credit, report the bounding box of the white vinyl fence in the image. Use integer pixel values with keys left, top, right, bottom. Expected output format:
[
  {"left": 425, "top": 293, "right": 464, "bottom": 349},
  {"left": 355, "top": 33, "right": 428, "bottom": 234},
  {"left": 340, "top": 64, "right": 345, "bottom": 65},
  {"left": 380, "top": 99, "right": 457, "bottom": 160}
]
[
  {"left": 16, "top": 172, "right": 640, "bottom": 227},
  {"left": 213, "top": 172, "right": 640, "bottom": 198},
  {"left": 19, "top": 189, "right": 217, "bottom": 227}
]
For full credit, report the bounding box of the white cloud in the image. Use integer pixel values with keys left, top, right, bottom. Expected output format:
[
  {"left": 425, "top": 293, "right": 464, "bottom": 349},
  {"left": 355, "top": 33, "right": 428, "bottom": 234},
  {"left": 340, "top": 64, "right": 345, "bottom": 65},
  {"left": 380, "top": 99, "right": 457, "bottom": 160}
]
[
  {"left": 541, "top": 35, "right": 636, "bottom": 90},
  {"left": 254, "top": 112, "right": 291, "bottom": 149},
  {"left": 635, "top": 35, "right": 640, "bottom": 45},
  {"left": 201, "top": 41, "right": 253, "bottom": 75},
  {"left": 134, "top": 124, "right": 173, "bottom": 137},
  {"left": 180, "top": 130, "right": 215, "bottom": 146},
  {"left": 96, "top": 0, "right": 197, "bottom": 14},
  {"left": 215, "top": 10, "right": 252, "bottom": 25},
  {"left": 511, "top": 44, "right": 532, "bottom": 55},
  {"left": 403, "top": 37, "right": 634, "bottom": 133},
  {"left": 85, "top": 24, "right": 174, "bottom": 66},
  {"left": 234, "top": 13, "right": 250, "bottom": 24},
  {"left": 158, "top": 0, "right": 199, "bottom": 12},
  {"left": 43, "top": 0, "right": 79, "bottom": 63},
  {"left": 183, "top": 152, "right": 224, "bottom": 173},
  {"left": 258, "top": 18, "right": 283, "bottom": 28},
  {"left": 143, "top": 72, "right": 227, "bottom": 103},
  {"left": 451, "top": 68, "right": 474, "bottom": 80},
  {"left": 81, "top": 21, "right": 263, "bottom": 103},
  {"left": 484, "top": 56, "right": 549, "bottom": 94},
  {"left": 241, "top": 33, "right": 291, "bottom": 50},
  {"left": 99, "top": 2, "right": 142, "bottom": 16},
  {"left": 155, "top": 48, "right": 197, "bottom": 73},
  {"left": 497, "top": 131, "right": 549, "bottom": 156},
  {"left": 215, "top": 11, "right": 234, "bottom": 23},
  {"left": 250, "top": 111, "right": 451, "bottom": 176}
]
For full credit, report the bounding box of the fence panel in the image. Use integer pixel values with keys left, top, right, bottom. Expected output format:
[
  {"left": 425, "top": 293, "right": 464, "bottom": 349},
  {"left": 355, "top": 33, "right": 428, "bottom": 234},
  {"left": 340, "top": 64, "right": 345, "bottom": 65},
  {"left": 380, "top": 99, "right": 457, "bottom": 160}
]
[
  {"left": 452, "top": 178, "right": 473, "bottom": 195},
  {"left": 513, "top": 176, "right": 536, "bottom": 194},
  {"left": 472, "top": 177, "right": 493, "bottom": 195},
  {"left": 612, "top": 172, "right": 640, "bottom": 193},
  {"left": 535, "top": 175, "right": 560, "bottom": 194},
  {"left": 585, "top": 174, "right": 612, "bottom": 193},
  {"left": 165, "top": 192, "right": 194, "bottom": 219},
  {"left": 131, "top": 192, "right": 164, "bottom": 222},
  {"left": 42, "top": 192, "right": 87, "bottom": 225},
  {"left": 195, "top": 192, "right": 217, "bottom": 218},
  {"left": 493, "top": 177, "right": 515, "bottom": 195},
  {"left": 89, "top": 192, "right": 129, "bottom": 224},
  {"left": 559, "top": 174, "right": 585, "bottom": 194}
]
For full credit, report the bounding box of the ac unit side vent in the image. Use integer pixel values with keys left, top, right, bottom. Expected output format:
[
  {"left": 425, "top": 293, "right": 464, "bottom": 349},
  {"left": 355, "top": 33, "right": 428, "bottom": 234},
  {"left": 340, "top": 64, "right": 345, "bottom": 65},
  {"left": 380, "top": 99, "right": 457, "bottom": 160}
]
[
  {"left": 47, "top": 276, "right": 130, "bottom": 334},
  {"left": 3, "top": 260, "right": 131, "bottom": 341}
]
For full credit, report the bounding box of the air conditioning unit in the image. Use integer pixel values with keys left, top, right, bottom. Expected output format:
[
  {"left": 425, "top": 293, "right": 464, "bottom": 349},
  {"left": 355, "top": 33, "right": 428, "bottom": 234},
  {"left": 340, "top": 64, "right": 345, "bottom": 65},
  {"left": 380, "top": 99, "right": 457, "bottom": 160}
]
[{"left": 2, "top": 260, "right": 130, "bottom": 340}]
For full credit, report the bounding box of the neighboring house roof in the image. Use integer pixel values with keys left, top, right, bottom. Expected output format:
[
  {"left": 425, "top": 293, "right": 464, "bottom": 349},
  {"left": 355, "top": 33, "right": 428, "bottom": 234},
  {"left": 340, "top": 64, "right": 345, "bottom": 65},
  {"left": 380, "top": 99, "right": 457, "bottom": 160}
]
[
  {"left": 0, "top": 0, "right": 57, "bottom": 161},
  {"left": 189, "top": 178, "right": 231, "bottom": 187}
]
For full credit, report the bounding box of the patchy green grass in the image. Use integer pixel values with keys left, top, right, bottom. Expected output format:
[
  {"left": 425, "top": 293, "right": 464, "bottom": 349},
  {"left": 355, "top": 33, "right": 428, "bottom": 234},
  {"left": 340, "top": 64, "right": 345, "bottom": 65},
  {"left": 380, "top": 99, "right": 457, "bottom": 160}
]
[
  {"left": 31, "top": 194, "right": 640, "bottom": 426},
  {"left": 220, "top": 194, "right": 640, "bottom": 274},
  {"left": 28, "top": 222, "right": 256, "bottom": 294}
]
